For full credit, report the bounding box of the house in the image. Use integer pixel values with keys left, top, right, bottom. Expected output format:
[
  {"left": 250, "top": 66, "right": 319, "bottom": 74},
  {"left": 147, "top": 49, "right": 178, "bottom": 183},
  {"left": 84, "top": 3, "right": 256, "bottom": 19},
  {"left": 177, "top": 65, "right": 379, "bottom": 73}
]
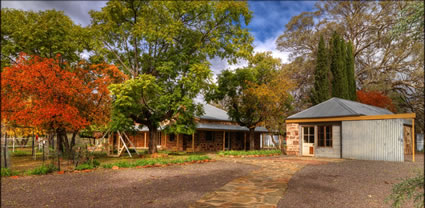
[
  {"left": 108, "top": 104, "right": 277, "bottom": 155},
  {"left": 285, "top": 97, "right": 416, "bottom": 162}
]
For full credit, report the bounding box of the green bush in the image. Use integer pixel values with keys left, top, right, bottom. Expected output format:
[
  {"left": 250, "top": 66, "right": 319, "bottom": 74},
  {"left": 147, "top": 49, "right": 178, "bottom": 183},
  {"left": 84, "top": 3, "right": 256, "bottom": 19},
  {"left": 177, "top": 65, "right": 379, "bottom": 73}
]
[
  {"left": 102, "top": 155, "right": 211, "bottom": 169},
  {"left": 27, "top": 164, "right": 57, "bottom": 175},
  {"left": 217, "top": 150, "right": 281, "bottom": 156},
  {"left": 1, "top": 168, "right": 19, "bottom": 177},
  {"left": 75, "top": 159, "right": 101, "bottom": 170},
  {"left": 387, "top": 170, "right": 424, "bottom": 208},
  {"left": 102, "top": 163, "right": 114, "bottom": 169}
]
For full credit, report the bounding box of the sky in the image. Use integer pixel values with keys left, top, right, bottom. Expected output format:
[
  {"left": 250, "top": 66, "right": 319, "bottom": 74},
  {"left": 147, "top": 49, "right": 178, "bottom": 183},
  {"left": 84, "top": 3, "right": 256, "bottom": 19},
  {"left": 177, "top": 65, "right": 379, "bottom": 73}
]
[{"left": 1, "top": 1, "right": 317, "bottom": 75}]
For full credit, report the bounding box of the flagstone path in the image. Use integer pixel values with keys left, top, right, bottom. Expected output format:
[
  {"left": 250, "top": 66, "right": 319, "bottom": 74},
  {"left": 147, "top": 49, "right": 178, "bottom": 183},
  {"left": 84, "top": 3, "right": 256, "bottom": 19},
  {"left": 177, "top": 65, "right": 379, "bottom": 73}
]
[{"left": 190, "top": 156, "right": 342, "bottom": 208}]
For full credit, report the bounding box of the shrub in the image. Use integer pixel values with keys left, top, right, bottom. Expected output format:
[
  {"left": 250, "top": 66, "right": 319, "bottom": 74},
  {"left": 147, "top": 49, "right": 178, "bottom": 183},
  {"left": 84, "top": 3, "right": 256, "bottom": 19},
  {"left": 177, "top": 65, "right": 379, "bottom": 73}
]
[
  {"left": 75, "top": 163, "right": 92, "bottom": 170},
  {"left": 217, "top": 150, "right": 281, "bottom": 156},
  {"left": 102, "top": 155, "right": 211, "bottom": 169},
  {"left": 11, "top": 150, "right": 31, "bottom": 157},
  {"left": 27, "top": 164, "right": 57, "bottom": 175},
  {"left": 1, "top": 168, "right": 19, "bottom": 177},
  {"left": 387, "top": 170, "right": 424, "bottom": 208}
]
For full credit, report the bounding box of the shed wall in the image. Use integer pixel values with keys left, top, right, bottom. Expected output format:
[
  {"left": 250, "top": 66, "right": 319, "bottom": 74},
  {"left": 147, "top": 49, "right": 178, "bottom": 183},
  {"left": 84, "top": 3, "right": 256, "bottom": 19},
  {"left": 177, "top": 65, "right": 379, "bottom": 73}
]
[
  {"left": 315, "top": 125, "right": 341, "bottom": 158},
  {"left": 342, "top": 119, "right": 404, "bottom": 162}
]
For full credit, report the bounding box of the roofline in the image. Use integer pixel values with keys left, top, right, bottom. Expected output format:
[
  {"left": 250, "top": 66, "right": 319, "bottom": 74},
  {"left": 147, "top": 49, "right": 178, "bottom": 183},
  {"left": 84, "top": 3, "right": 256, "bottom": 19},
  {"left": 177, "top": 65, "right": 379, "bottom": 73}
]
[
  {"left": 196, "top": 128, "right": 268, "bottom": 132},
  {"left": 286, "top": 113, "right": 416, "bottom": 123},
  {"left": 196, "top": 117, "right": 231, "bottom": 122}
]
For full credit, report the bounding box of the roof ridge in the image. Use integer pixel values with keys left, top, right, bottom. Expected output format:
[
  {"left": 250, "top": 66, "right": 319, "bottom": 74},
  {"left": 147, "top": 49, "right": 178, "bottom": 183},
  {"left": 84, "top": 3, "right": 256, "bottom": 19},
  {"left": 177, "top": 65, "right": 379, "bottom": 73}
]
[
  {"left": 334, "top": 97, "right": 393, "bottom": 114},
  {"left": 334, "top": 98, "right": 359, "bottom": 115},
  {"left": 287, "top": 98, "right": 334, "bottom": 118}
]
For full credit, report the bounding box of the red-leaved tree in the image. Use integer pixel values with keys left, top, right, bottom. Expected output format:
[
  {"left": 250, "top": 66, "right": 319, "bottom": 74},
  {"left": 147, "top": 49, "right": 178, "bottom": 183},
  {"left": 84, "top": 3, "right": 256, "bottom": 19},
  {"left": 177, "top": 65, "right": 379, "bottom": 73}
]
[
  {"left": 1, "top": 53, "right": 126, "bottom": 153},
  {"left": 356, "top": 90, "right": 396, "bottom": 113}
]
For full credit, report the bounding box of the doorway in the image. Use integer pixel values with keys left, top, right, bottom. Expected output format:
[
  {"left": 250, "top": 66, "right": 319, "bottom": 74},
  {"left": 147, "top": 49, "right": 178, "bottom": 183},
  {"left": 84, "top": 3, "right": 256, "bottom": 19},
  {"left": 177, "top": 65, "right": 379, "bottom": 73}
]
[
  {"left": 224, "top": 132, "right": 231, "bottom": 150},
  {"left": 302, "top": 126, "right": 315, "bottom": 156}
]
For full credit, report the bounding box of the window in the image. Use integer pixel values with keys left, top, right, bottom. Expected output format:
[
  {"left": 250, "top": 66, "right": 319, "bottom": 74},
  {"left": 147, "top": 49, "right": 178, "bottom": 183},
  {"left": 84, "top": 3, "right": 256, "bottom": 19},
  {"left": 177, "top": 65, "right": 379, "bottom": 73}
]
[
  {"left": 318, "top": 126, "right": 332, "bottom": 147},
  {"left": 206, "top": 131, "right": 213, "bottom": 141},
  {"left": 303, "top": 127, "right": 314, "bottom": 143},
  {"left": 169, "top": 134, "right": 175, "bottom": 142}
]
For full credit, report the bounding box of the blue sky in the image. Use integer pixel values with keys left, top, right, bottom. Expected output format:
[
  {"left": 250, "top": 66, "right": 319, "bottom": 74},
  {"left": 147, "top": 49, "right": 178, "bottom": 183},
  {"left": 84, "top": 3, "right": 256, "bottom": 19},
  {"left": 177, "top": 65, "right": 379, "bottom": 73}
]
[{"left": 2, "top": 1, "right": 316, "bottom": 71}]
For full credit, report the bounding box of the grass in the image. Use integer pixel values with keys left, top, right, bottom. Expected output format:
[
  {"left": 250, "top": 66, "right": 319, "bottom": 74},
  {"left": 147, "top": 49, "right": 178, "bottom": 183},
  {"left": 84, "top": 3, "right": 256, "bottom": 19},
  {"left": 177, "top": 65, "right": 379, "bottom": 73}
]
[
  {"left": 1, "top": 168, "right": 20, "bottom": 177},
  {"left": 218, "top": 149, "right": 282, "bottom": 156},
  {"left": 75, "top": 159, "right": 101, "bottom": 170},
  {"left": 11, "top": 150, "right": 32, "bottom": 157},
  {"left": 25, "top": 164, "right": 57, "bottom": 175},
  {"left": 102, "top": 155, "right": 211, "bottom": 169}
]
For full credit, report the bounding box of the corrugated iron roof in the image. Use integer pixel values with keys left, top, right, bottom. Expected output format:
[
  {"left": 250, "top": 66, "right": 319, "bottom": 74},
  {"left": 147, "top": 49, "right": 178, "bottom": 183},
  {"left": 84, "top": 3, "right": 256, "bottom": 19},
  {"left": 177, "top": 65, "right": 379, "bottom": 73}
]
[
  {"left": 287, "top": 97, "right": 393, "bottom": 119},
  {"left": 135, "top": 104, "right": 269, "bottom": 132},
  {"left": 199, "top": 104, "right": 231, "bottom": 121}
]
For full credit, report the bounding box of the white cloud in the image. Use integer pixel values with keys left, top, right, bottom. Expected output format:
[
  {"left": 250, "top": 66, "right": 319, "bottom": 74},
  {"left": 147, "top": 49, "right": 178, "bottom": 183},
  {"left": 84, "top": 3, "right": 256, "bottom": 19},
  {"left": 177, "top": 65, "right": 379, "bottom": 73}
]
[
  {"left": 2, "top": 1, "right": 106, "bottom": 26},
  {"left": 252, "top": 33, "right": 290, "bottom": 64},
  {"left": 208, "top": 32, "right": 290, "bottom": 81}
]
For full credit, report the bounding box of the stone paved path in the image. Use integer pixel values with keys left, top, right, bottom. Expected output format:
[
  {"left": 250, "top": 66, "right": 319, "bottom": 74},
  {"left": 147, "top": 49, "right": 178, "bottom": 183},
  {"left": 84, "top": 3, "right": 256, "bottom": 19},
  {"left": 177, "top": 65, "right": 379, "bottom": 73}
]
[{"left": 190, "top": 156, "right": 341, "bottom": 208}]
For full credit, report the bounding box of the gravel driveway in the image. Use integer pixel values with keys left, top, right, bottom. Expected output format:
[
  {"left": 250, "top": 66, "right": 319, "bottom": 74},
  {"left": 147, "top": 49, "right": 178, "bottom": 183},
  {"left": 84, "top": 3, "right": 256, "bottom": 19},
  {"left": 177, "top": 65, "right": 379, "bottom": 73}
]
[
  {"left": 1, "top": 161, "right": 258, "bottom": 208},
  {"left": 278, "top": 154, "right": 424, "bottom": 208}
]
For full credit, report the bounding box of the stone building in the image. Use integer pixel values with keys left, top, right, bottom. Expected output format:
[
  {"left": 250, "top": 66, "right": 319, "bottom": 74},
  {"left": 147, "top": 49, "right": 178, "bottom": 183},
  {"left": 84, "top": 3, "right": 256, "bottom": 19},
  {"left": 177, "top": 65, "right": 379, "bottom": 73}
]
[
  {"left": 108, "top": 104, "right": 270, "bottom": 154},
  {"left": 285, "top": 98, "right": 416, "bottom": 162}
]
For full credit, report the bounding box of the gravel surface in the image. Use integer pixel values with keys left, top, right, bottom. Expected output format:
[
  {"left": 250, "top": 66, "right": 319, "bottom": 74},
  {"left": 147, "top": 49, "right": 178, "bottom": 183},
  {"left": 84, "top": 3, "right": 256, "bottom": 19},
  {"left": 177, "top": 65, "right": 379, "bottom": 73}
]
[
  {"left": 1, "top": 161, "right": 258, "bottom": 208},
  {"left": 278, "top": 154, "right": 424, "bottom": 208}
]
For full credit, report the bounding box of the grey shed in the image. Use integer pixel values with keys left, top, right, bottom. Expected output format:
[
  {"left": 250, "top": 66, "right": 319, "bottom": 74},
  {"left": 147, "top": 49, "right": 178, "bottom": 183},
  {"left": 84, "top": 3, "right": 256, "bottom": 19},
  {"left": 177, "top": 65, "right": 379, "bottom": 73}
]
[{"left": 286, "top": 97, "right": 416, "bottom": 162}]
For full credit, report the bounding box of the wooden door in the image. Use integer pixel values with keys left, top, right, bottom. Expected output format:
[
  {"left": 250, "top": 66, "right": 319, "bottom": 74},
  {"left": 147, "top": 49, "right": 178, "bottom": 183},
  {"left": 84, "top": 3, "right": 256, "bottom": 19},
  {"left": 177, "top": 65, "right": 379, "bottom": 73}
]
[{"left": 302, "top": 126, "right": 315, "bottom": 156}]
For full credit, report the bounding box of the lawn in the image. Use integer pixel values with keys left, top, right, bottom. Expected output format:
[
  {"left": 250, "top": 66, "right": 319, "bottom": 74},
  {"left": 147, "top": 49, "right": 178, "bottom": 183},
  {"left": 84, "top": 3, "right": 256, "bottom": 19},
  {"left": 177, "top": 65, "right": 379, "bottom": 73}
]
[{"left": 3, "top": 147, "right": 211, "bottom": 176}]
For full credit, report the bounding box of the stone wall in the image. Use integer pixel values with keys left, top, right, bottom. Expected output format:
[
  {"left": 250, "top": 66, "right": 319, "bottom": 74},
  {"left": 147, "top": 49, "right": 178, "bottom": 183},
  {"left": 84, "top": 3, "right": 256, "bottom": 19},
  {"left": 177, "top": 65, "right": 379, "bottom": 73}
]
[{"left": 286, "top": 123, "right": 300, "bottom": 155}]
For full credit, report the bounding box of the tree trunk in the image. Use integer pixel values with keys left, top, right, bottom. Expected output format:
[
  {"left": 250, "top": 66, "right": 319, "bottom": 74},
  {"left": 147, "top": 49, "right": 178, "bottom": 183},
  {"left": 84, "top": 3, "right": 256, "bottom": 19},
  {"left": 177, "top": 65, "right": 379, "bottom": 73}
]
[
  {"left": 249, "top": 127, "right": 255, "bottom": 150},
  {"left": 148, "top": 125, "right": 158, "bottom": 154},
  {"left": 62, "top": 131, "right": 70, "bottom": 153},
  {"left": 32, "top": 131, "right": 35, "bottom": 159},
  {"left": 70, "top": 131, "right": 77, "bottom": 151},
  {"left": 56, "top": 129, "right": 63, "bottom": 154},
  {"left": 2, "top": 129, "right": 9, "bottom": 168},
  {"left": 49, "top": 131, "right": 55, "bottom": 149}
]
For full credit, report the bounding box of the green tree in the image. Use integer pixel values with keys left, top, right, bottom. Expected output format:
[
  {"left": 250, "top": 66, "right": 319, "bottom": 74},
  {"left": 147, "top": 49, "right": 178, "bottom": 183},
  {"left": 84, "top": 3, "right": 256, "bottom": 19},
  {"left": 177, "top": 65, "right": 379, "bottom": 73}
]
[
  {"left": 1, "top": 9, "right": 89, "bottom": 68},
  {"left": 345, "top": 41, "right": 357, "bottom": 100},
  {"left": 330, "top": 32, "right": 348, "bottom": 99},
  {"left": 91, "top": 1, "right": 253, "bottom": 153},
  {"left": 392, "top": 1, "right": 424, "bottom": 41},
  {"left": 208, "top": 52, "right": 293, "bottom": 150},
  {"left": 312, "top": 35, "right": 330, "bottom": 104},
  {"left": 276, "top": 1, "right": 424, "bottom": 132}
]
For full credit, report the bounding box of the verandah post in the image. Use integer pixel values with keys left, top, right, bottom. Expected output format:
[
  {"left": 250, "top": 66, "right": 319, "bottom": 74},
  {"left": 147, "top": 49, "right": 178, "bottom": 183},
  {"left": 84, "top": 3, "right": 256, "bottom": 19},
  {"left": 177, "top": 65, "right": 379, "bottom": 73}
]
[
  {"left": 144, "top": 132, "right": 147, "bottom": 148},
  {"left": 412, "top": 119, "right": 415, "bottom": 162},
  {"left": 192, "top": 133, "right": 195, "bottom": 153},
  {"left": 244, "top": 132, "right": 246, "bottom": 151},
  {"left": 223, "top": 131, "right": 225, "bottom": 151}
]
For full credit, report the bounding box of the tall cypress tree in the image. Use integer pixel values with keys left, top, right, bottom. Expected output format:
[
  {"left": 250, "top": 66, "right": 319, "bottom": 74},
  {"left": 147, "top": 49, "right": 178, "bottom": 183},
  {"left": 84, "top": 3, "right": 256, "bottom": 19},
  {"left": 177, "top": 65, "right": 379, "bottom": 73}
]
[
  {"left": 330, "top": 32, "right": 349, "bottom": 99},
  {"left": 312, "top": 35, "right": 330, "bottom": 104},
  {"left": 345, "top": 41, "right": 357, "bottom": 100}
]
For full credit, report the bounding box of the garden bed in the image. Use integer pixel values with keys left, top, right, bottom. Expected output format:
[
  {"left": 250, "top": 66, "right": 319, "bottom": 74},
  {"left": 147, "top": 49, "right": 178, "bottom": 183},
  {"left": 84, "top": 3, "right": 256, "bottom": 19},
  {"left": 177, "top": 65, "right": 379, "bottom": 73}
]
[
  {"left": 218, "top": 150, "right": 282, "bottom": 157},
  {"left": 102, "top": 155, "right": 214, "bottom": 169}
]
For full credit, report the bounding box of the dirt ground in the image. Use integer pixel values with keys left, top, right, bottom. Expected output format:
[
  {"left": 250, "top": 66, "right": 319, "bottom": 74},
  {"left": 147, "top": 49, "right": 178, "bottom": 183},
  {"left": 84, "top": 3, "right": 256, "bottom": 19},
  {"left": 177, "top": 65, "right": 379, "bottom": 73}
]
[
  {"left": 1, "top": 161, "right": 258, "bottom": 208},
  {"left": 277, "top": 154, "right": 424, "bottom": 208}
]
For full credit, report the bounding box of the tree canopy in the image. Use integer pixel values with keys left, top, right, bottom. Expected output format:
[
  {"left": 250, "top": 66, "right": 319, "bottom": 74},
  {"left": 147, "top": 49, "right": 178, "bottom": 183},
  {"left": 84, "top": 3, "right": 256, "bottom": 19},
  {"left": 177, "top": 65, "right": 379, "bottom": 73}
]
[
  {"left": 1, "top": 8, "right": 90, "bottom": 69},
  {"left": 90, "top": 1, "right": 254, "bottom": 153},
  {"left": 276, "top": 1, "right": 423, "bottom": 131},
  {"left": 311, "top": 35, "right": 329, "bottom": 105},
  {"left": 1, "top": 54, "right": 126, "bottom": 153},
  {"left": 208, "top": 52, "right": 293, "bottom": 149}
]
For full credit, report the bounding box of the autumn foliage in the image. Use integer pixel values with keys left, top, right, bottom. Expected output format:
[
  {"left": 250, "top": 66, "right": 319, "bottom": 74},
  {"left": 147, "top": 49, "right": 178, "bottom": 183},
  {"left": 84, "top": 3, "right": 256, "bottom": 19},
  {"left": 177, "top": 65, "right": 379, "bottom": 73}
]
[
  {"left": 1, "top": 53, "right": 126, "bottom": 133},
  {"left": 356, "top": 90, "right": 396, "bottom": 112}
]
